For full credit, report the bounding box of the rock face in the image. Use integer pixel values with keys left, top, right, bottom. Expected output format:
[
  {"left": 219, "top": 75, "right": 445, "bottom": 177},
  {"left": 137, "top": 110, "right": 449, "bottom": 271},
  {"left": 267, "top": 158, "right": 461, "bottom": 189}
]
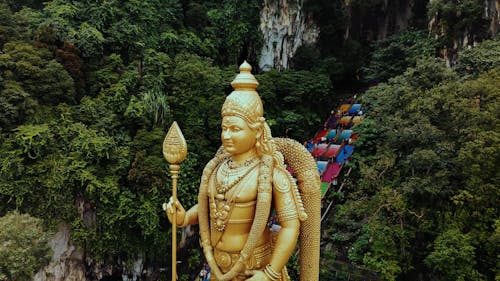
[
  {"left": 428, "top": 0, "right": 500, "bottom": 65},
  {"left": 345, "top": 0, "right": 415, "bottom": 42},
  {"left": 259, "top": 0, "right": 319, "bottom": 71},
  {"left": 485, "top": 0, "right": 499, "bottom": 37},
  {"left": 34, "top": 224, "right": 146, "bottom": 281},
  {"left": 33, "top": 224, "right": 86, "bottom": 281}
]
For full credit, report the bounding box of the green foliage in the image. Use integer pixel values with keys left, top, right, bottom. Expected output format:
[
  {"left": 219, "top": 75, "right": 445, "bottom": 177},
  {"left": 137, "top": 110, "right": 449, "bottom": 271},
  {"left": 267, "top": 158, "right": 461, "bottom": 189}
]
[
  {"left": 427, "top": 0, "right": 487, "bottom": 47},
  {"left": 327, "top": 50, "right": 499, "bottom": 279},
  {"left": 425, "top": 228, "right": 483, "bottom": 281},
  {"left": 291, "top": 44, "right": 321, "bottom": 70},
  {"left": 205, "top": 0, "right": 263, "bottom": 65},
  {"left": 257, "top": 70, "right": 333, "bottom": 140},
  {"left": 363, "top": 30, "right": 439, "bottom": 82},
  {"left": 0, "top": 41, "right": 75, "bottom": 105},
  {"left": 0, "top": 211, "right": 52, "bottom": 281},
  {"left": 75, "top": 22, "right": 104, "bottom": 58},
  {"left": 0, "top": 3, "right": 16, "bottom": 44},
  {"left": 168, "top": 53, "right": 226, "bottom": 161},
  {"left": 454, "top": 37, "right": 500, "bottom": 75},
  {"left": 0, "top": 80, "right": 35, "bottom": 129}
]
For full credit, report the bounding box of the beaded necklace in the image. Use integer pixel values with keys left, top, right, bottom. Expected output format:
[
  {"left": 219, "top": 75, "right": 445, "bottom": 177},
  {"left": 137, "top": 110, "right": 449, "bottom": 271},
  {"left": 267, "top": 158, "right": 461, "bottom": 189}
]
[
  {"left": 216, "top": 156, "right": 259, "bottom": 195},
  {"left": 211, "top": 157, "right": 259, "bottom": 232}
]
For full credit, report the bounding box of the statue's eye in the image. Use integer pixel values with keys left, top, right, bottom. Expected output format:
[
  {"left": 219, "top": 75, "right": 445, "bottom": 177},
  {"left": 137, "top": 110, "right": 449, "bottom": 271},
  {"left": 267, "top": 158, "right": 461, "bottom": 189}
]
[{"left": 232, "top": 126, "right": 241, "bottom": 132}]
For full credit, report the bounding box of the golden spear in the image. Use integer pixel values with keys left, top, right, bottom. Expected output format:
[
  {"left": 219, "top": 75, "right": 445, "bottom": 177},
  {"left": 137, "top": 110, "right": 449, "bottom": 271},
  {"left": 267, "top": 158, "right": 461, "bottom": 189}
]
[{"left": 162, "top": 121, "right": 187, "bottom": 281}]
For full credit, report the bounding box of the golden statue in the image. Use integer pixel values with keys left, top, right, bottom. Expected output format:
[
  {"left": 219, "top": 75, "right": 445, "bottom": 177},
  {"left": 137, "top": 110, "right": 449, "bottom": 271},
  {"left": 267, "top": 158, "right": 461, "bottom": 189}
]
[{"left": 166, "top": 61, "right": 320, "bottom": 281}]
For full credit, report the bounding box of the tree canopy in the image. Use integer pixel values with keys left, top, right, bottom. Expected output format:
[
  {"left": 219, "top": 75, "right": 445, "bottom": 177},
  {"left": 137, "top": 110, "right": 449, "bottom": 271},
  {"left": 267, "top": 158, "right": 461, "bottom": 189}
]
[{"left": 0, "top": 0, "right": 498, "bottom": 280}]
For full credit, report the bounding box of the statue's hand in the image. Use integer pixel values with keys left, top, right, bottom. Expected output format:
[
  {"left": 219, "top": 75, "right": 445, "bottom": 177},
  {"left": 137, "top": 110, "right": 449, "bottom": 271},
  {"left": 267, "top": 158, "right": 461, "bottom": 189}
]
[
  {"left": 164, "top": 196, "right": 186, "bottom": 227},
  {"left": 244, "top": 270, "right": 271, "bottom": 281}
]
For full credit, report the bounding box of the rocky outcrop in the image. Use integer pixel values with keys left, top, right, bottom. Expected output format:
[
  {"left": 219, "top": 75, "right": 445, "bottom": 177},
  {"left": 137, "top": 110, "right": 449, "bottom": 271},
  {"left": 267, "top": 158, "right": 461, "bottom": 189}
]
[
  {"left": 259, "top": 0, "right": 319, "bottom": 71},
  {"left": 485, "top": 0, "right": 499, "bottom": 37},
  {"left": 428, "top": 0, "right": 499, "bottom": 65},
  {"left": 33, "top": 224, "right": 86, "bottom": 281},
  {"left": 345, "top": 0, "right": 415, "bottom": 42},
  {"left": 34, "top": 224, "right": 148, "bottom": 281}
]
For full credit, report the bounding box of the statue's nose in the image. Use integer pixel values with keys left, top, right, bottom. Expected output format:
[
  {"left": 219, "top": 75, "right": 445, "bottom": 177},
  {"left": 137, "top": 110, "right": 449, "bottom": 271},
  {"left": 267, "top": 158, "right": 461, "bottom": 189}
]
[{"left": 222, "top": 129, "right": 231, "bottom": 139}]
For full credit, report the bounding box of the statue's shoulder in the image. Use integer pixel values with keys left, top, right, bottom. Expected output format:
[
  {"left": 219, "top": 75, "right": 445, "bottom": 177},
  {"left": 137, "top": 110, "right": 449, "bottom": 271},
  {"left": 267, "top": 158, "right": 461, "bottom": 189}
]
[
  {"left": 272, "top": 154, "right": 295, "bottom": 194},
  {"left": 201, "top": 148, "right": 229, "bottom": 176}
]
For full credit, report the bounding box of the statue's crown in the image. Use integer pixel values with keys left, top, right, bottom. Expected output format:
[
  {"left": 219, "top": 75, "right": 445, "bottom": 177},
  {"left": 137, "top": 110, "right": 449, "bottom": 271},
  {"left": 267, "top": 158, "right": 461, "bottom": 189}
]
[
  {"left": 230, "top": 61, "right": 259, "bottom": 91},
  {"left": 222, "top": 61, "right": 263, "bottom": 124}
]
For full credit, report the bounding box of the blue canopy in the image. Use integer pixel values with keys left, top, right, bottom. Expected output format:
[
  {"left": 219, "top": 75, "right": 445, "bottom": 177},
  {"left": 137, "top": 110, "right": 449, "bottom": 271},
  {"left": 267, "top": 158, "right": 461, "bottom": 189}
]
[
  {"left": 343, "top": 145, "right": 355, "bottom": 158},
  {"left": 335, "top": 148, "right": 347, "bottom": 163},
  {"left": 348, "top": 104, "right": 362, "bottom": 115},
  {"left": 336, "top": 130, "right": 353, "bottom": 143},
  {"left": 317, "top": 161, "right": 328, "bottom": 175},
  {"left": 326, "top": 129, "right": 337, "bottom": 140},
  {"left": 305, "top": 140, "right": 314, "bottom": 152},
  {"left": 336, "top": 145, "right": 355, "bottom": 163}
]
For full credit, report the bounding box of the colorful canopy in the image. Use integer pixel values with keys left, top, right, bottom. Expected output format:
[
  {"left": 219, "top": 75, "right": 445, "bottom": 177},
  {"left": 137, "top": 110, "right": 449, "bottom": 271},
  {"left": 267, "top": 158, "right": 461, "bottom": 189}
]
[
  {"left": 339, "top": 104, "right": 352, "bottom": 114},
  {"left": 339, "top": 116, "right": 352, "bottom": 126},
  {"left": 317, "top": 161, "right": 328, "bottom": 175},
  {"left": 326, "top": 129, "right": 338, "bottom": 140},
  {"left": 323, "top": 144, "right": 343, "bottom": 158},
  {"left": 325, "top": 116, "right": 340, "bottom": 129},
  {"left": 348, "top": 104, "right": 362, "bottom": 115},
  {"left": 321, "top": 182, "right": 330, "bottom": 197},
  {"left": 313, "top": 128, "right": 329, "bottom": 143},
  {"left": 321, "top": 162, "right": 342, "bottom": 183},
  {"left": 336, "top": 130, "right": 353, "bottom": 143},
  {"left": 305, "top": 140, "right": 314, "bottom": 152},
  {"left": 336, "top": 145, "right": 355, "bottom": 163},
  {"left": 311, "top": 143, "right": 328, "bottom": 157},
  {"left": 343, "top": 145, "right": 355, "bottom": 159},
  {"left": 352, "top": 116, "right": 363, "bottom": 124}
]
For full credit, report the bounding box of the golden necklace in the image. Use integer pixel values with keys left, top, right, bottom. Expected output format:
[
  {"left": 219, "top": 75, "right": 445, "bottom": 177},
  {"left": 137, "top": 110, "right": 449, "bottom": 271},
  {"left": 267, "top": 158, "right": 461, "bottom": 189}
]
[
  {"left": 216, "top": 156, "right": 259, "bottom": 195},
  {"left": 211, "top": 157, "right": 259, "bottom": 232}
]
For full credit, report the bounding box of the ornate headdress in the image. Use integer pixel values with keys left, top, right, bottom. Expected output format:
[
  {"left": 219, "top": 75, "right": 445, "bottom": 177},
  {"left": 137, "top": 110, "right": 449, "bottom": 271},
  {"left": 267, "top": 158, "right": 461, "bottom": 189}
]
[
  {"left": 221, "top": 61, "right": 263, "bottom": 124},
  {"left": 222, "top": 61, "right": 274, "bottom": 155}
]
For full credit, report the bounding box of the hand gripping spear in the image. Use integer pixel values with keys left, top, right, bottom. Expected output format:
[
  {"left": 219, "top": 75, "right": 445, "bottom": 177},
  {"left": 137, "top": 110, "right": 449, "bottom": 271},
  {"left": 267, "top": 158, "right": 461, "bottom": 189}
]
[{"left": 162, "top": 122, "right": 187, "bottom": 281}]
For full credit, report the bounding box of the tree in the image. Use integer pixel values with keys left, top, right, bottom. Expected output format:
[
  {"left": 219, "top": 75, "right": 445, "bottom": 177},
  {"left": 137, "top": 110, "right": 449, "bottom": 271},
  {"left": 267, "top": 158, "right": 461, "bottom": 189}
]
[
  {"left": 454, "top": 37, "right": 500, "bottom": 75},
  {"left": 0, "top": 41, "right": 75, "bottom": 105},
  {"left": 0, "top": 211, "right": 52, "bottom": 281},
  {"left": 325, "top": 50, "right": 499, "bottom": 279},
  {"left": 425, "top": 229, "right": 482, "bottom": 281},
  {"left": 257, "top": 69, "right": 333, "bottom": 140},
  {"left": 363, "top": 30, "right": 438, "bottom": 83}
]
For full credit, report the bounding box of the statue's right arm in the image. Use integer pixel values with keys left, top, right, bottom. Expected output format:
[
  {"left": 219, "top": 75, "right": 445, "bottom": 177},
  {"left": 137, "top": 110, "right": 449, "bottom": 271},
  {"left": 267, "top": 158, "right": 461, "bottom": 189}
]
[{"left": 165, "top": 197, "right": 198, "bottom": 227}]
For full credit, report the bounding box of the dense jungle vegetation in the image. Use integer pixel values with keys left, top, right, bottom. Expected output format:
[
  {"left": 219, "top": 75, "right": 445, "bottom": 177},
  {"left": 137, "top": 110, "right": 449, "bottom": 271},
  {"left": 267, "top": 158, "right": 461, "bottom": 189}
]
[{"left": 0, "top": 0, "right": 498, "bottom": 280}]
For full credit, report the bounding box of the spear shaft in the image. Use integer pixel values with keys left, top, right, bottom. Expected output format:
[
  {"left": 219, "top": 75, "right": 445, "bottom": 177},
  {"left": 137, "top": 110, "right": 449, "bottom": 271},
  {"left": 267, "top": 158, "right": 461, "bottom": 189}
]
[
  {"left": 162, "top": 121, "right": 187, "bottom": 281},
  {"left": 170, "top": 164, "right": 180, "bottom": 281}
]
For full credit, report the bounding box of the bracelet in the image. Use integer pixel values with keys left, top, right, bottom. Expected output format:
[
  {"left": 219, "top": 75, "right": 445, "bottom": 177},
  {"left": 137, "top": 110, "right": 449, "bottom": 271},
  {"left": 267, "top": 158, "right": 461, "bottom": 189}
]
[
  {"left": 178, "top": 215, "right": 189, "bottom": 227},
  {"left": 263, "top": 264, "right": 280, "bottom": 281}
]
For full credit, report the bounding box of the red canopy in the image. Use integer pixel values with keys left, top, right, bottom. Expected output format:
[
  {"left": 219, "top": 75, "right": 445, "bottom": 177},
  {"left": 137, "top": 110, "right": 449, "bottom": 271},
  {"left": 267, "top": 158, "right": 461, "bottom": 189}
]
[
  {"left": 321, "top": 162, "right": 342, "bottom": 183},
  {"left": 313, "top": 128, "right": 329, "bottom": 143},
  {"left": 323, "top": 144, "right": 343, "bottom": 159},
  {"left": 311, "top": 143, "right": 328, "bottom": 157}
]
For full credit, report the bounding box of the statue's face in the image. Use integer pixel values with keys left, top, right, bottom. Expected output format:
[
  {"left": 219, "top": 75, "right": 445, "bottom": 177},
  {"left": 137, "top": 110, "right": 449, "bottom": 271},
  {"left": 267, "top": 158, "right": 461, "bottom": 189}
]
[{"left": 221, "top": 116, "right": 257, "bottom": 157}]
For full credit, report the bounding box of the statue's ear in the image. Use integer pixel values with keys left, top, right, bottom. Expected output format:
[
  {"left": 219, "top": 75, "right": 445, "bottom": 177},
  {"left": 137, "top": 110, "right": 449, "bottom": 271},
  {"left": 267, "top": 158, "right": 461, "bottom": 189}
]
[{"left": 255, "top": 123, "right": 263, "bottom": 139}]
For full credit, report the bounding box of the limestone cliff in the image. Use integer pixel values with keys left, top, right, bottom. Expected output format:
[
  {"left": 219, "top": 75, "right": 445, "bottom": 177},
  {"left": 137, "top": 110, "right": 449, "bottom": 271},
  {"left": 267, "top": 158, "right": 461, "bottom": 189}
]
[
  {"left": 344, "top": 0, "right": 417, "bottom": 41},
  {"left": 259, "top": 0, "right": 319, "bottom": 71},
  {"left": 487, "top": 0, "right": 500, "bottom": 36},
  {"left": 428, "top": 0, "right": 499, "bottom": 65},
  {"left": 33, "top": 224, "right": 86, "bottom": 281}
]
